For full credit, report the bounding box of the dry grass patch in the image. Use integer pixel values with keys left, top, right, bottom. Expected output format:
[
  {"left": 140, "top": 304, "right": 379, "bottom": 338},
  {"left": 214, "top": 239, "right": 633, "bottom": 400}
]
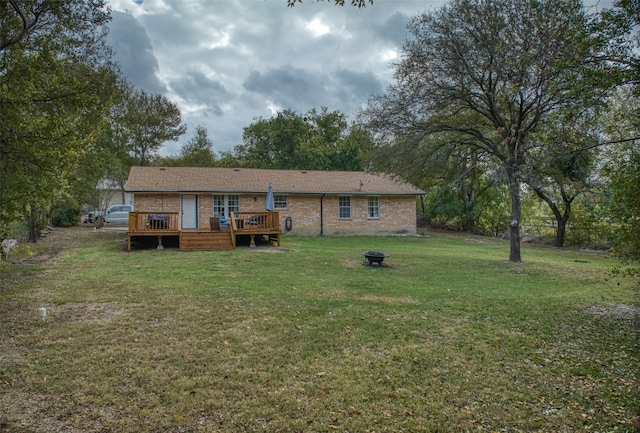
[
  {"left": 46, "top": 302, "right": 126, "bottom": 323},
  {"left": 586, "top": 303, "right": 640, "bottom": 321},
  {"left": 357, "top": 295, "right": 417, "bottom": 304}
]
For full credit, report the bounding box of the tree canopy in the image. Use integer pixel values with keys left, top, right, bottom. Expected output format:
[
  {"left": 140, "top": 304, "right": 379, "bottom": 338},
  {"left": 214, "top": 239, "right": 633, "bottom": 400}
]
[
  {"left": 363, "top": 0, "right": 613, "bottom": 262},
  {"left": 228, "top": 107, "right": 368, "bottom": 171},
  {"left": 0, "top": 0, "right": 117, "bottom": 240},
  {"left": 115, "top": 88, "right": 187, "bottom": 167},
  {"left": 0, "top": 0, "right": 112, "bottom": 69},
  {"left": 156, "top": 125, "right": 218, "bottom": 167},
  {"left": 600, "top": 88, "right": 640, "bottom": 262}
]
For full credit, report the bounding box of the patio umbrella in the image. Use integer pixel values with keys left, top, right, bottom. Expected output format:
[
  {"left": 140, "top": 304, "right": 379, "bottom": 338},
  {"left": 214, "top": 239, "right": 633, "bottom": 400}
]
[{"left": 265, "top": 183, "right": 274, "bottom": 212}]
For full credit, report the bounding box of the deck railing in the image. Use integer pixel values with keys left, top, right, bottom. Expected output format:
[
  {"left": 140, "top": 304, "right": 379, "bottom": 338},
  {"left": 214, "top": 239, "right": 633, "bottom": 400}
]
[
  {"left": 128, "top": 212, "right": 181, "bottom": 232},
  {"left": 230, "top": 211, "right": 279, "bottom": 232},
  {"left": 128, "top": 211, "right": 278, "bottom": 233}
]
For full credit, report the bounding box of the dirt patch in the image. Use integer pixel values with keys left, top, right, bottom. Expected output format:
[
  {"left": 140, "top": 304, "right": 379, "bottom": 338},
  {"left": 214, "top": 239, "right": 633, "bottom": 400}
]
[
  {"left": 0, "top": 391, "right": 93, "bottom": 433},
  {"left": 465, "top": 237, "right": 487, "bottom": 244},
  {"left": 248, "top": 247, "right": 292, "bottom": 253},
  {"left": 358, "top": 295, "right": 417, "bottom": 304},
  {"left": 7, "top": 226, "right": 98, "bottom": 265},
  {"left": 47, "top": 302, "right": 126, "bottom": 323},
  {"left": 586, "top": 303, "right": 640, "bottom": 321},
  {"left": 341, "top": 259, "right": 366, "bottom": 268}
]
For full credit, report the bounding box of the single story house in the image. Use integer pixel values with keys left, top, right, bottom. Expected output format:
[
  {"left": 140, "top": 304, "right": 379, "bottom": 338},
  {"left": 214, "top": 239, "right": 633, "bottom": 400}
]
[{"left": 123, "top": 166, "right": 424, "bottom": 251}]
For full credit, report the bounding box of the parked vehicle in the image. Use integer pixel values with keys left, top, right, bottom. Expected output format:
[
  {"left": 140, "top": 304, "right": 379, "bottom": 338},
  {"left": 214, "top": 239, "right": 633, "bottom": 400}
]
[
  {"left": 86, "top": 210, "right": 103, "bottom": 224},
  {"left": 90, "top": 205, "right": 133, "bottom": 227}
]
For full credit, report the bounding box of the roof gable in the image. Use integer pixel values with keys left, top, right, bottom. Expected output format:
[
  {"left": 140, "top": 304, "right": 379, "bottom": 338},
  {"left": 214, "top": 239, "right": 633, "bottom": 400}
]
[{"left": 125, "top": 167, "right": 424, "bottom": 196}]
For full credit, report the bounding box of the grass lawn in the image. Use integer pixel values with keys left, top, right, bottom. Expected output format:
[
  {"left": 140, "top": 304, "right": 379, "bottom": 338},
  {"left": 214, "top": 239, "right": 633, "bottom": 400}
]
[{"left": 0, "top": 227, "right": 638, "bottom": 432}]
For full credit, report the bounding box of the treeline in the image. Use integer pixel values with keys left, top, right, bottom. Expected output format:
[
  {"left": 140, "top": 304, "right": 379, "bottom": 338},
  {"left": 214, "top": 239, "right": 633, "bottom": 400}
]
[
  {"left": 154, "top": 108, "right": 371, "bottom": 172},
  {"left": 0, "top": 1, "right": 185, "bottom": 241},
  {"left": 1, "top": 0, "right": 639, "bottom": 267}
]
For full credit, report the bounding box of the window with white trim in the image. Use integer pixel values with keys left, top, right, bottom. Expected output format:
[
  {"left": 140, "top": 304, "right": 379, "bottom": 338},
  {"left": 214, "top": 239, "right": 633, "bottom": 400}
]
[
  {"left": 213, "top": 195, "right": 239, "bottom": 217},
  {"left": 339, "top": 196, "right": 351, "bottom": 219},
  {"left": 274, "top": 195, "right": 288, "bottom": 210},
  {"left": 368, "top": 196, "right": 379, "bottom": 219},
  {"left": 213, "top": 195, "right": 224, "bottom": 216},
  {"left": 228, "top": 195, "right": 239, "bottom": 213}
]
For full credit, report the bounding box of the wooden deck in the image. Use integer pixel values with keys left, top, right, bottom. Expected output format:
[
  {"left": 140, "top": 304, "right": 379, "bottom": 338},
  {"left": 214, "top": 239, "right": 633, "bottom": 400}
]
[
  {"left": 127, "top": 211, "right": 280, "bottom": 251},
  {"left": 230, "top": 211, "right": 280, "bottom": 248}
]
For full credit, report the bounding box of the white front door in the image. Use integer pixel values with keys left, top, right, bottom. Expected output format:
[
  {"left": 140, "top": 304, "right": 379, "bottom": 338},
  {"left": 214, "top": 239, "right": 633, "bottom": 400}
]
[{"left": 181, "top": 194, "right": 198, "bottom": 229}]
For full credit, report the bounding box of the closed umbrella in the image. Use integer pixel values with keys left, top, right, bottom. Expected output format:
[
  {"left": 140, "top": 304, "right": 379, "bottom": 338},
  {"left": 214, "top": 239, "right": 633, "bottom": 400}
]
[{"left": 265, "top": 183, "right": 274, "bottom": 212}]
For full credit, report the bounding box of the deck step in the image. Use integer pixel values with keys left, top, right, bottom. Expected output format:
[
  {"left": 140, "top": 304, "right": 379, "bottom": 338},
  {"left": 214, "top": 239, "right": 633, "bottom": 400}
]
[{"left": 180, "top": 231, "right": 234, "bottom": 251}]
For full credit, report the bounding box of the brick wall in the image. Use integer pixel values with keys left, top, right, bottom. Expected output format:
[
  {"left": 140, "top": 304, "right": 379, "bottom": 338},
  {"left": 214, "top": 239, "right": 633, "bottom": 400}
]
[
  {"left": 133, "top": 193, "right": 181, "bottom": 212},
  {"left": 198, "top": 195, "right": 213, "bottom": 229},
  {"left": 133, "top": 192, "right": 417, "bottom": 235}
]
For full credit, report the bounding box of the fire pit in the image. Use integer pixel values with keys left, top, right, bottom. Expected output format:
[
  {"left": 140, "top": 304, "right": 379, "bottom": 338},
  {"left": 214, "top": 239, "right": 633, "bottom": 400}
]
[{"left": 362, "top": 251, "right": 390, "bottom": 267}]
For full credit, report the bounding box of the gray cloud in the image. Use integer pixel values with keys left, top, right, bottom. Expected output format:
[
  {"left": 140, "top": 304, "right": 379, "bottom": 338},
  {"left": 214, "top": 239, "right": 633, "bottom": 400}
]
[
  {"left": 243, "top": 66, "right": 326, "bottom": 107},
  {"left": 334, "top": 69, "right": 384, "bottom": 99},
  {"left": 169, "top": 70, "right": 228, "bottom": 116},
  {"left": 106, "top": 11, "right": 166, "bottom": 94},
  {"left": 376, "top": 12, "right": 413, "bottom": 46},
  {"left": 103, "top": 0, "right": 485, "bottom": 155}
]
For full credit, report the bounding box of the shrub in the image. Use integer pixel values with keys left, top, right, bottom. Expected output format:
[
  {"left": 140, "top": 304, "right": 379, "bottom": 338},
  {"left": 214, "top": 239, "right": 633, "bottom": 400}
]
[{"left": 51, "top": 206, "right": 80, "bottom": 227}]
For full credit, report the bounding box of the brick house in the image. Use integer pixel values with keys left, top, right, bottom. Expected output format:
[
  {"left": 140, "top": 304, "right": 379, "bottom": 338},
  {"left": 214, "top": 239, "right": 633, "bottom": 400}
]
[{"left": 124, "top": 166, "right": 423, "bottom": 250}]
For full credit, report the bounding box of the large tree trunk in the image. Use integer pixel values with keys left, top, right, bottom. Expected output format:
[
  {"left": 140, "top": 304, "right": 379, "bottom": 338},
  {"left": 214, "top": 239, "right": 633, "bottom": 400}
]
[
  {"left": 554, "top": 190, "right": 573, "bottom": 248},
  {"left": 554, "top": 206, "right": 571, "bottom": 248},
  {"left": 506, "top": 166, "right": 522, "bottom": 263},
  {"left": 27, "top": 207, "right": 39, "bottom": 243},
  {"left": 465, "top": 212, "right": 477, "bottom": 234},
  {"left": 555, "top": 218, "right": 567, "bottom": 248},
  {"left": 462, "top": 186, "right": 478, "bottom": 234}
]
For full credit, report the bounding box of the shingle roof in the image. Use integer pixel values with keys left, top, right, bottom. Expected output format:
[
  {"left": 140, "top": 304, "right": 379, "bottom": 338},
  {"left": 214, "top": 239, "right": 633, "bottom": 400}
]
[{"left": 125, "top": 167, "right": 424, "bottom": 195}]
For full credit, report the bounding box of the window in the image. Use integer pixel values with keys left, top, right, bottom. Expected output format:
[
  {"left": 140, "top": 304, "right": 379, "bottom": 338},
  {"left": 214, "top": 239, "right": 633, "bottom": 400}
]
[
  {"left": 213, "top": 195, "right": 225, "bottom": 216},
  {"left": 213, "top": 195, "right": 239, "bottom": 217},
  {"left": 339, "top": 196, "right": 351, "bottom": 219},
  {"left": 274, "top": 195, "right": 288, "bottom": 210},
  {"left": 228, "top": 195, "right": 239, "bottom": 213},
  {"left": 368, "top": 196, "right": 379, "bottom": 219}
]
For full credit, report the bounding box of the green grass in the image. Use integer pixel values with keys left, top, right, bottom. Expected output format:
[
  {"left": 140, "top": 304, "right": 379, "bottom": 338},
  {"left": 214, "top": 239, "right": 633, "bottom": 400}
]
[{"left": 1, "top": 228, "right": 638, "bottom": 432}]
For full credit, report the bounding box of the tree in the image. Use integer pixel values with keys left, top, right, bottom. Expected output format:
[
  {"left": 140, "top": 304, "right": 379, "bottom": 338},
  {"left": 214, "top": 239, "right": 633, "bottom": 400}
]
[
  {"left": 71, "top": 94, "right": 135, "bottom": 211},
  {"left": 601, "top": 88, "right": 640, "bottom": 261},
  {"left": 174, "top": 125, "right": 218, "bottom": 167},
  {"left": 233, "top": 107, "right": 366, "bottom": 170},
  {"left": 524, "top": 112, "right": 601, "bottom": 247},
  {"left": 235, "top": 109, "right": 309, "bottom": 169},
  {"left": 117, "top": 89, "right": 187, "bottom": 166},
  {"left": 594, "top": 1, "right": 640, "bottom": 86},
  {"left": 0, "top": 0, "right": 117, "bottom": 241},
  {"left": 0, "top": 0, "right": 111, "bottom": 63},
  {"left": 332, "top": 125, "right": 373, "bottom": 171},
  {"left": 0, "top": 53, "right": 118, "bottom": 240},
  {"left": 605, "top": 142, "right": 640, "bottom": 261},
  {"left": 363, "top": 0, "right": 611, "bottom": 262},
  {"left": 368, "top": 112, "right": 499, "bottom": 235}
]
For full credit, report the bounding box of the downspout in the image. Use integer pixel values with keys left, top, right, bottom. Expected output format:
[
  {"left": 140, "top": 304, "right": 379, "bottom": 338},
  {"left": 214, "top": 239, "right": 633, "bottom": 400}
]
[{"left": 320, "top": 194, "right": 324, "bottom": 236}]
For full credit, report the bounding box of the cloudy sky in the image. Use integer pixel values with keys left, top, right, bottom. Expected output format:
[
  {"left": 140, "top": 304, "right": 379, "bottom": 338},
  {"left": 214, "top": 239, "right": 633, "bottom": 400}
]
[{"left": 105, "top": 0, "right": 612, "bottom": 156}]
